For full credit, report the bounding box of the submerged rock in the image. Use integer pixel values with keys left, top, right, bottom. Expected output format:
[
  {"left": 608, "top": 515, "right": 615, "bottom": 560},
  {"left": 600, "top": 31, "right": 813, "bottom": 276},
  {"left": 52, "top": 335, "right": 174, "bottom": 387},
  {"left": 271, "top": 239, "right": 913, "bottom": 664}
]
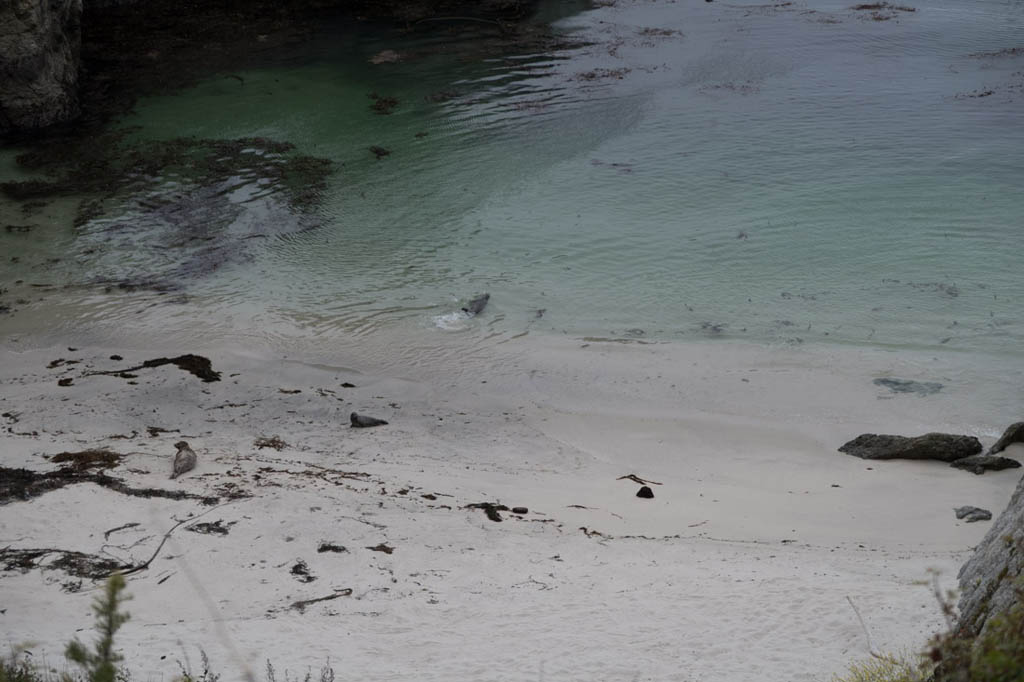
[
  {"left": 838, "top": 433, "right": 981, "bottom": 462},
  {"left": 954, "top": 506, "right": 992, "bottom": 522},
  {"left": 949, "top": 454, "right": 1021, "bottom": 475},
  {"left": 988, "top": 421, "right": 1024, "bottom": 455},
  {"left": 872, "top": 377, "right": 943, "bottom": 396}
]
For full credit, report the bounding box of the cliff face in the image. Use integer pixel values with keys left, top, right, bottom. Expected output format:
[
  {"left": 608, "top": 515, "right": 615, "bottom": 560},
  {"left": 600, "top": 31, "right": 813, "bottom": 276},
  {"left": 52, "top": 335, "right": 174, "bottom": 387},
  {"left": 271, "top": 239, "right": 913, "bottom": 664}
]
[
  {"left": 958, "top": 471, "right": 1024, "bottom": 636},
  {"left": 0, "top": 0, "right": 82, "bottom": 135}
]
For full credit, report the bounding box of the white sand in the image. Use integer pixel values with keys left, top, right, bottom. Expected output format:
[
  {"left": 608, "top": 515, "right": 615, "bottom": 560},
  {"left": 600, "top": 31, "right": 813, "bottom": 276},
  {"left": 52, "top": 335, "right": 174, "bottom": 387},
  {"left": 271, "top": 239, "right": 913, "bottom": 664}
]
[{"left": 1, "top": 334, "right": 1020, "bottom": 682}]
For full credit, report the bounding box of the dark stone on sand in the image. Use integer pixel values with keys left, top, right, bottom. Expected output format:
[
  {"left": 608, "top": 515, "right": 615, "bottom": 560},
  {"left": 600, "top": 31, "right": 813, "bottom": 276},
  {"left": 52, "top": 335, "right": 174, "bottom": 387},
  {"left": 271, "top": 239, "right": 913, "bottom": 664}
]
[
  {"left": 110, "top": 355, "right": 123, "bottom": 361},
  {"left": 637, "top": 486, "right": 654, "bottom": 499},
  {"left": 511, "top": 507, "right": 528, "bottom": 514},
  {"left": 838, "top": 433, "right": 981, "bottom": 462},
  {"left": 462, "top": 293, "right": 490, "bottom": 316},
  {"left": 988, "top": 421, "right": 1024, "bottom": 455},
  {"left": 950, "top": 455, "right": 1022, "bottom": 475},
  {"left": 58, "top": 378, "right": 73, "bottom": 387},
  {"left": 466, "top": 502, "right": 509, "bottom": 522},
  {"left": 290, "top": 559, "right": 316, "bottom": 582},
  {"left": 317, "top": 542, "right": 348, "bottom": 554},
  {"left": 351, "top": 412, "right": 388, "bottom": 428},
  {"left": 955, "top": 506, "right": 992, "bottom": 523},
  {"left": 873, "top": 377, "right": 943, "bottom": 396},
  {"left": 369, "top": 145, "right": 390, "bottom": 159}
]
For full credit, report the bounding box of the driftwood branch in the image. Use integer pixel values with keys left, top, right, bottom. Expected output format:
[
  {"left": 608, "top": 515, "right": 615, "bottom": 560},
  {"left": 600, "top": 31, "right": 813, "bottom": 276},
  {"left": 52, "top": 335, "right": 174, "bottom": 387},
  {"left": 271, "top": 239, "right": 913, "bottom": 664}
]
[
  {"left": 291, "top": 589, "right": 353, "bottom": 613},
  {"left": 117, "top": 502, "right": 232, "bottom": 577},
  {"left": 846, "top": 595, "right": 885, "bottom": 660}
]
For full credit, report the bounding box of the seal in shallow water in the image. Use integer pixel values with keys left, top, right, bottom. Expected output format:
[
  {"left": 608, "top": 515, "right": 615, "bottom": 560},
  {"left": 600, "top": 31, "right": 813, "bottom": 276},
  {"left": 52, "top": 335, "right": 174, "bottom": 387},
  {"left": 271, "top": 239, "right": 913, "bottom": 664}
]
[{"left": 462, "top": 293, "right": 489, "bottom": 316}]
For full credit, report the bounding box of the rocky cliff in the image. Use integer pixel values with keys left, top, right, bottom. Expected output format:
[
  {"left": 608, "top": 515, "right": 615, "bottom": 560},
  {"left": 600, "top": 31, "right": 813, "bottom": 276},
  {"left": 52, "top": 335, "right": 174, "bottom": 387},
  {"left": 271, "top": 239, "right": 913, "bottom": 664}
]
[
  {"left": 0, "top": 0, "right": 82, "bottom": 135},
  {"left": 958, "top": 470, "right": 1024, "bottom": 636}
]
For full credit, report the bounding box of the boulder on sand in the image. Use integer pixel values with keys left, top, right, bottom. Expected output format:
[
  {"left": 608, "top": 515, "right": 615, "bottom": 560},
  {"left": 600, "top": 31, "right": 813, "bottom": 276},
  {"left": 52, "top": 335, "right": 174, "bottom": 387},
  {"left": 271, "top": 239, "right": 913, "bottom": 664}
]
[
  {"left": 838, "top": 432, "right": 981, "bottom": 462},
  {"left": 950, "top": 454, "right": 1021, "bottom": 475},
  {"left": 988, "top": 421, "right": 1024, "bottom": 455}
]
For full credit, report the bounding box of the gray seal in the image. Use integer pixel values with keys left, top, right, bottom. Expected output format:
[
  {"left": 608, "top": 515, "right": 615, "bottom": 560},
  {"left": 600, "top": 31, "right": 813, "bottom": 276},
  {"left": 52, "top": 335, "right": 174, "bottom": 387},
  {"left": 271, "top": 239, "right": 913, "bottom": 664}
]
[
  {"left": 170, "top": 441, "right": 197, "bottom": 479},
  {"left": 461, "top": 293, "right": 490, "bottom": 316}
]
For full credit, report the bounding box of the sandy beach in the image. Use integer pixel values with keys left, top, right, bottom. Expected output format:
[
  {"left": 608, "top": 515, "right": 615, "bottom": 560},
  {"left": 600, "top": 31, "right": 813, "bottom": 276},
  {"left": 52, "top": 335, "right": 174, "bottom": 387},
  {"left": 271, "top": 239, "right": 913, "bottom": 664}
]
[{"left": 1, "top": 334, "right": 1020, "bottom": 682}]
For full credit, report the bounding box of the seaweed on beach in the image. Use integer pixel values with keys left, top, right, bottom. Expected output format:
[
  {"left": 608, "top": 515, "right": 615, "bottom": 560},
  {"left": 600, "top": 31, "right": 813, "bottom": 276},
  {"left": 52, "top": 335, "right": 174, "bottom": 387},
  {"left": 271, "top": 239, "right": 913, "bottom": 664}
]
[
  {"left": 0, "top": 465, "right": 218, "bottom": 505},
  {"left": 0, "top": 547, "right": 123, "bottom": 579}
]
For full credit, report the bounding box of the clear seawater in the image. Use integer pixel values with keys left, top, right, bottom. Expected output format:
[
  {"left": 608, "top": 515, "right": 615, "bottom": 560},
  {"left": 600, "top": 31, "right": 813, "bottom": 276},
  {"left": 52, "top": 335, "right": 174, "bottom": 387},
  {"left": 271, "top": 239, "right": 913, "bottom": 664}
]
[{"left": 1, "top": 0, "right": 1022, "bottom": 370}]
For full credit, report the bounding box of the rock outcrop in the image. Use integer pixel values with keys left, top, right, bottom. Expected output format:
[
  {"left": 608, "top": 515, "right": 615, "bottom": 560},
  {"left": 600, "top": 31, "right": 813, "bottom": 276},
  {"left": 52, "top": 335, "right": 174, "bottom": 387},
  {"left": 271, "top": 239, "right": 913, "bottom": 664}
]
[
  {"left": 0, "top": 0, "right": 82, "bottom": 135},
  {"left": 950, "top": 454, "right": 1022, "bottom": 475},
  {"left": 838, "top": 433, "right": 982, "bottom": 462},
  {"left": 957, "top": 472, "right": 1024, "bottom": 636},
  {"left": 988, "top": 421, "right": 1024, "bottom": 455}
]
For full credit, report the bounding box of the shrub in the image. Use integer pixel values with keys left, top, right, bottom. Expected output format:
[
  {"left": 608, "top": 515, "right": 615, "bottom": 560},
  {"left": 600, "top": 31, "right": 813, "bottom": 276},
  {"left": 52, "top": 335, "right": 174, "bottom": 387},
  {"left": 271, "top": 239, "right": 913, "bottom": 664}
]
[{"left": 63, "top": 574, "right": 131, "bottom": 682}]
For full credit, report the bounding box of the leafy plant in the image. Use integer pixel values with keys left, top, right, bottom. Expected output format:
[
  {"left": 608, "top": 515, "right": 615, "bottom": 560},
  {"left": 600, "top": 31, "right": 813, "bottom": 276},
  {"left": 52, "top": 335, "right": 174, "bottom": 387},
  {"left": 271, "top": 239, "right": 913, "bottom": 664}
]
[{"left": 63, "top": 574, "right": 131, "bottom": 682}]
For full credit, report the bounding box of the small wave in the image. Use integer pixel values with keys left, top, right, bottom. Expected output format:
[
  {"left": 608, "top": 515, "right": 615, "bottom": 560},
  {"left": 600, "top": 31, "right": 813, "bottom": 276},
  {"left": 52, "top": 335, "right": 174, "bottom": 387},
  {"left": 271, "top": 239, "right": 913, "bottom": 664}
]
[{"left": 432, "top": 310, "right": 473, "bottom": 331}]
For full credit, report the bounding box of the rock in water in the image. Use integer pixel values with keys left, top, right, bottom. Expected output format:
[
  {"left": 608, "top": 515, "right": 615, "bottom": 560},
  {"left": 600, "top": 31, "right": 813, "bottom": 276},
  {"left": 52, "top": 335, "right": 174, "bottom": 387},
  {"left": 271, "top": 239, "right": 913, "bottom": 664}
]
[
  {"left": 461, "top": 293, "right": 490, "bottom": 316},
  {"left": 170, "top": 441, "right": 197, "bottom": 479},
  {"left": 954, "top": 506, "right": 992, "bottom": 523},
  {"left": 950, "top": 455, "right": 1022, "bottom": 475},
  {"left": 988, "top": 421, "right": 1024, "bottom": 455},
  {"left": 838, "top": 433, "right": 981, "bottom": 462},
  {"left": 350, "top": 412, "right": 388, "bottom": 428},
  {"left": 872, "top": 377, "right": 943, "bottom": 396},
  {"left": 636, "top": 486, "right": 654, "bottom": 499}
]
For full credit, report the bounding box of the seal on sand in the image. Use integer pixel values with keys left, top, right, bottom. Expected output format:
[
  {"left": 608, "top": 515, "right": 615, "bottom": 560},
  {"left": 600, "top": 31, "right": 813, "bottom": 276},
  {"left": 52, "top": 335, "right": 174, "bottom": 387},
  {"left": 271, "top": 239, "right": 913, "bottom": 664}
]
[{"left": 170, "top": 440, "right": 197, "bottom": 479}]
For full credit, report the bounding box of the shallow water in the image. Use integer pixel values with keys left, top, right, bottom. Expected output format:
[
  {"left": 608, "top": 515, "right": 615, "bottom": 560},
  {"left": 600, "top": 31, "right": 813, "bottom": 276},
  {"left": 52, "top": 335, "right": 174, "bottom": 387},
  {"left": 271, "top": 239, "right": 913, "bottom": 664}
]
[{"left": 1, "top": 0, "right": 1023, "bottom": 373}]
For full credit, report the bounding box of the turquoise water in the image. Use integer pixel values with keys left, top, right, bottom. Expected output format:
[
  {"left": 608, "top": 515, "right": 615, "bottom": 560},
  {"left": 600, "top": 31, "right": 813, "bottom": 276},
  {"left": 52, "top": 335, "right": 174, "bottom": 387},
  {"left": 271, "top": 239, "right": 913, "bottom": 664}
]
[{"left": 1, "top": 0, "right": 1023, "bottom": 362}]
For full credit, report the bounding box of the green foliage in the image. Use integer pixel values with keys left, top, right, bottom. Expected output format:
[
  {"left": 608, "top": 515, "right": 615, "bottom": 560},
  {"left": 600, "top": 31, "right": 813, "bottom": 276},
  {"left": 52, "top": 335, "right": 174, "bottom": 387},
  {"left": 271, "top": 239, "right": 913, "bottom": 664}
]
[
  {"left": 0, "top": 655, "right": 41, "bottom": 682},
  {"left": 831, "top": 653, "right": 924, "bottom": 682},
  {"left": 922, "top": 578, "right": 1024, "bottom": 682},
  {"left": 176, "top": 650, "right": 220, "bottom": 682},
  {"left": 969, "top": 584, "right": 1024, "bottom": 682},
  {"left": 63, "top": 574, "right": 131, "bottom": 682}
]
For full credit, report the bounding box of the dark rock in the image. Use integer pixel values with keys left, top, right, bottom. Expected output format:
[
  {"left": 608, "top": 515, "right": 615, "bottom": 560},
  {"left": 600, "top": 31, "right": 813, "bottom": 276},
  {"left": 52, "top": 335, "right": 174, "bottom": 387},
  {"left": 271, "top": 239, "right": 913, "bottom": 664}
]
[
  {"left": 0, "top": 0, "right": 81, "bottom": 134},
  {"left": 369, "top": 145, "right": 390, "bottom": 159},
  {"left": 988, "top": 421, "right": 1024, "bottom": 455},
  {"left": 317, "top": 542, "right": 348, "bottom": 554},
  {"left": 366, "top": 543, "right": 394, "bottom": 554},
  {"left": 954, "top": 506, "right": 992, "bottom": 523},
  {"left": 109, "top": 354, "right": 123, "bottom": 361},
  {"left": 461, "top": 293, "right": 490, "bottom": 316},
  {"left": 637, "top": 486, "right": 654, "bottom": 499},
  {"left": 186, "top": 520, "right": 234, "bottom": 536},
  {"left": 466, "top": 502, "right": 509, "bottom": 522},
  {"left": 958, "top": 472, "right": 1024, "bottom": 637},
  {"left": 57, "top": 378, "right": 73, "bottom": 386},
  {"left": 950, "top": 455, "right": 1021, "bottom": 475},
  {"left": 511, "top": 507, "right": 528, "bottom": 514},
  {"left": 873, "top": 377, "right": 943, "bottom": 396},
  {"left": 290, "top": 559, "right": 316, "bottom": 582},
  {"left": 838, "top": 433, "right": 981, "bottom": 462},
  {"left": 351, "top": 412, "right": 388, "bottom": 428}
]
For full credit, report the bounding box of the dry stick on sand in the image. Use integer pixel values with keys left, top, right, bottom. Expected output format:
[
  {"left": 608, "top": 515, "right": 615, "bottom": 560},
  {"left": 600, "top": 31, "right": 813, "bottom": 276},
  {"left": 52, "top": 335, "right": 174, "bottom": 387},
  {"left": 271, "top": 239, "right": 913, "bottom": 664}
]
[
  {"left": 846, "top": 595, "right": 886, "bottom": 660},
  {"left": 291, "top": 589, "right": 354, "bottom": 613},
  {"left": 117, "top": 502, "right": 233, "bottom": 577},
  {"left": 617, "top": 474, "right": 663, "bottom": 486}
]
